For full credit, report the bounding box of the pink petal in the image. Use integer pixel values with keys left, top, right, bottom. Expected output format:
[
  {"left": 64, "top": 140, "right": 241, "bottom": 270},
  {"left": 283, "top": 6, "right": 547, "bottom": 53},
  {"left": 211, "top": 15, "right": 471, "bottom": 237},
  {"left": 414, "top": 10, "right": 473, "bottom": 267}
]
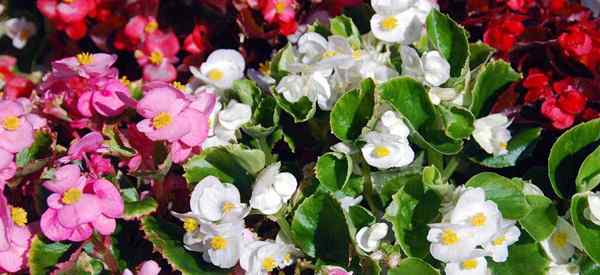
[
  {"left": 142, "top": 62, "right": 177, "bottom": 82},
  {"left": 136, "top": 86, "right": 182, "bottom": 118},
  {"left": 0, "top": 149, "right": 13, "bottom": 170},
  {"left": 68, "top": 223, "right": 93, "bottom": 242},
  {"left": 24, "top": 114, "right": 47, "bottom": 130},
  {"left": 37, "top": 0, "right": 58, "bottom": 19},
  {"left": 41, "top": 209, "right": 73, "bottom": 241},
  {"left": 57, "top": 194, "right": 102, "bottom": 228},
  {"left": 92, "top": 179, "right": 123, "bottom": 218},
  {"left": 0, "top": 194, "right": 10, "bottom": 251},
  {"left": 139, "top": 260, "right": 161, "bottom": 275},
  {"left": 77, "top": 91, "right": 93, "bottom": 117},
  {"left": 92, "top": 215, "right": 116, "bottom": 235},
  {"left": 0, "top": 101, "right": 25, "bottom": 118},
  {"left": 0, "top": 245, "right": 27, "bottom": 272},
  {"left": 68, "top": 131, "right": 103, "bottom": 160},
  {"left": 0, "top": 118, "right": 34, "bottom": 153},
  {"left": 170, "top": 141, "right": 192, "bottom": 164},
  {"left": 178, "top": 108, "right": 209, "bottom": 147},
  {"left": 46, "top": 193, "right": 64, "bottom": 209},
  {"left": 57, "top": 0, "right": 89, "bottom": 23},
  {"left": 144, "top": 114, "right": 190, "bottom": 142},
  {"left": 189, "top": 92, "right": 217, "bottom": 114},
  {"left": 8, "top": 225, "right": 32, "bottom": 247},
  {"left": 43, "top": 164, "right": 82, "bottom": 193}
]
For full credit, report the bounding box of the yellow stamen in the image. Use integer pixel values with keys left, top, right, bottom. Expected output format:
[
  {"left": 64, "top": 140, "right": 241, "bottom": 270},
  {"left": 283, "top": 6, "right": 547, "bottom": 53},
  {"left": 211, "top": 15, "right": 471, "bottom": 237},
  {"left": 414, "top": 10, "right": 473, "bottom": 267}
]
[
  {"left": 210, "top": 236, "right": 228, "bottom": 250},
  {"left": 149, "top": 51, "right": 163, "bottom": 65},
  {"left": 76, "top": 52, "right": 93, "bottom": 65},
  {"left": 261, "top": 256, "right": 277, "bottom": 272},
  {"left": 259, "top": 62, "right": 271, "bottom": 75},
  {"left": 461, "top": 259, "right": 478, "bottom": 270},
  {"left": 499, "top": 142, "right": 508, "bottom": 150},
  {"left": 322, "top": 50, "right": 337, "bottom": 59},
  {"left": 470, "top": 212, "right": 487, "bottom": 227},
  {"left": 441, "top": 229, "right": 459, "bottom": 245},
  {"left": 492, "top": 236, "right": 506, "bottom": 246},
  {"left": 144, "top": 21, "right": 158, "bottom": 33},
  {"left": 120, "top": 76, "right": 130, "bottom": 86},
  {"left": 171, "top": 81, "right": 186, "bottom": 92},
  {"left": 19, "top": 29, "right": 31, "bottom": 40},
  {"left": 222, "top": 202, "right": 236, "bottom": 214},
  {"left": 283, "top": 253, "right": 292, "bottom": 263},
  {"left": 275, "top": 1, "right": 287, "bottom": 13},
  {"left": 207, "top": 69, "right": 224, "bottom": 81},
  {"left": 380, "top": 16, "right": 398, "bottom": 31},
  {"left": 2, "top": 116, "right": 20, "bottom": 131},
  {"left": 10, "top": 207, "right": 27, "bottom": 227},
  {"left": 152, "top": 112, "right": 172, "bottom": 129},
  {"left": 183, "top": 218, "right": 198, "bottom": 233},
  {"left": 352, "top": 50, "right": 362, "bottom": 60},
  {"left": 373, "top": 146, "right": 390, "bottom": 158},
  {"left": 62, "top": 188, "right": 82, "bottom": 205},
  {"left": 553, "top": 232, "right": 568, "bottom": 248}
]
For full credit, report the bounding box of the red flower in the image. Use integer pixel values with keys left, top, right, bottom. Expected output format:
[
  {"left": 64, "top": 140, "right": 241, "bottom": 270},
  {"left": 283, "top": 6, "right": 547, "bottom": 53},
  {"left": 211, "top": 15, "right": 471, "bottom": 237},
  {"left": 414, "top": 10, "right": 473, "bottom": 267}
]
[
  {"left": 115, "top": 16, "right": 159, "bottom": 50},
  {"left": 522, "top": 69, "right": 552, "bottom": 104},
  {"left": 3, "top": 75, "right": 34, "bottom": 100},
  {"left": 541, "top": 98, "right": 575, "bottom": 129},
  {"left": 37, "top": 0, "right": 95, "bottom": 40},
  {"left": 184, "top": 23, "right": 211, "bottom": 55},
  {"left": 483, "top": 15, "right": 525, "bottom": 53},
  {"left": 507, "top": 0, "right": 535, "bottom": 13},
  {"left": 559, "top": 29, "right": 593, "bottom": 57},
  {"left": 135, "top": 31, "right": 180, "bottom": 82}
]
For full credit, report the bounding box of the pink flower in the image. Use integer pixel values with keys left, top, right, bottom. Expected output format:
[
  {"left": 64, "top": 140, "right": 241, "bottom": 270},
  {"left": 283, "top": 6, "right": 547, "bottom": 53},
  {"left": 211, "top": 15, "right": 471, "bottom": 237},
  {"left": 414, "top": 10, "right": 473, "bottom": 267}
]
[
  {"left": 0, "top": 100, "right": 36, "bottom": 153},
  {"left": 40, "top": 165, "right": 123, "bottom": 242},
  {"left": 125, "top": 16, "right": 159, "bottom": 46},
  {"left": 51, "top": 53, "right": 117, "bottom": 79},
  {"left": 122, "top": 260, "right": 161, "bottom": 275},
  {"left": 260, "top": 0, "right": 296, "bottom": 23},
  {"left": 322, "top": 266, "right": 354, "bottom": 275},
  {"left": 0, "top": 149, "right": 16, "bottom": 183},
  {"left": 66, "top": 131, "right": 104, "bottom": 161},
  {"left": 135, "top": 31, "right": 180, "bottom": 82},
  {"left": 77, "top": 78, "right": 134, "bottom": 117},
  {"left": 136, "top": 83, "right": 191, "bottom": 142},
  {"left": 37, "top": 0, "right": 95, "bottom": 40},
  {"left": 0, "top": 193, "right": 33, "bottom": 273}
]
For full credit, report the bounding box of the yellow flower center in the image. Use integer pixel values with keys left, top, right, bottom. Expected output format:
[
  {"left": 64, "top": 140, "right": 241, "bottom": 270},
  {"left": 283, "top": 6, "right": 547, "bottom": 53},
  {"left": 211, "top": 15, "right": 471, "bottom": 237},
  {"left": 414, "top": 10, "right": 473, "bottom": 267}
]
[
  {"left": 275, "top": 1, "right": 287, "bottom": 13},
  {"left": 470, "top": 212, "right": 487, "bottom": 227},
  {"left": 120, "top": 75, "right": 130, "bottom": 86},
  {"left": 207, "top": 69, "right": 224, "bottom": 81},
  {"left": 461, "top": 259, "right": 478, "bottom": 270},
  {"left": 2, "top": 116, "right": 20, "bottom": 131},
  {"left": 553, "top": 232, "right": 568, "bottom": 248},
  {"left": 492, "top": 236, "right": 506, "bottom": 246},
  {"left": 144, "top": 21, "right": 158, "bottom": 33},
  {"left": 322, "top": 50, "right": 337, "bottom": 59},
  {"left": 283, "top": 253, "right": 292, "bottom": 263},
  {"left": 210, "top": 236, "right": 228, "bottom": 250},
  {"left": 62, "top": 188, "right": 82, "bottom": 205},
  {"left": 171, "top": 81, "right": 186, "bottom": 92},
  {"left": 63, "top": 0, "right": 74, "bottom": 3},
  {"left": 352, "top": 50, "right": 362, "bottom": 60},
  {"left": 380, "top": 16, "right": 398, "bottom": 31},
  {"left": 441, "top": 229, "right": 459, "bottom": 245},
  {"left": 259, "top": 62, "right": 271, "bottom": 75},
  {"left": 261, "top": 256, "right": 277, "bottom": 271},
  {"left": 76, "top": 52, "right": 93, "bottom": 65},
  {"left": 149, "top": 51, "right": 163, "bottom": 65},
  {"left": 222, "top": 202, "right": 236, "bottom": 214},
  {"left": 183, "top": 218, "right": 198, "bottom": 233},
  {"left": 152, "top": 112, "right": 172, "bottom": 129},
  {"left": 499, "top": 142, "right": 508, "bottom": 150},
  {"left": 10, "top": 207, "right": 27, "bottom": 227},
  {"left": 373, "top": 146, "right": 390, "bottom": 158},
  {"left": 19, "top": 29, "right": 31, "bottom": 40}
]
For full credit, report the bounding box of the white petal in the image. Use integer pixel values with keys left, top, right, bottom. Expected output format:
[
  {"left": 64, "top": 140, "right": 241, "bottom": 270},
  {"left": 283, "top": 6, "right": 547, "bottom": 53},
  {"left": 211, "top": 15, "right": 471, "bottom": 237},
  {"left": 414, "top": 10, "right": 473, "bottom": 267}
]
[
  {"left": 422, "top": 51, "right": 450, "bottom": 86},
  {"left": 273, "top": 172, "right": 298, "bottom": 198},
  {"left": 218, "top": 100, "right": 252, "bottom": 130},
  {"left": 371, "top": 0, "right": 417, "bottom": 15},
  {"left": 370, "top": 11, "right": 421, "bottom": 44}
]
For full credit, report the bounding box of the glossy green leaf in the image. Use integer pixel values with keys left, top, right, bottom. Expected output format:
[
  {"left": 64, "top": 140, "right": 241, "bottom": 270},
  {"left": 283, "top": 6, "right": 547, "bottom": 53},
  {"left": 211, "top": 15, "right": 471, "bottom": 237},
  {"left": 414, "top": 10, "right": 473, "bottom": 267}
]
[
  {"left": 270, "top": 44, "right": 296, "bottom": 81},
  {"left": 518, "top": 195, "right": 558, "bottom": 242},
  {"left": 291, "top": 192, "right": 350, "bottom": 265},
  {"left": 465, "top": 172, "right": 531, "bottom": 219},
  {"left": 576, "top": 145, "right": 600, "bottom": 192},
  {"left": 123, "top": 197, "right": 158, "bottom": 220},
  {"left": 329, "top": 15, "right": 361, "bottom": 48},
  {"left": 141, "top": 216, "right": 228, "bottom": 275},
  {"left": 348, "top": 205, "right": 375, "bottom": 230},
  {"left": 243, "top": 96, "right": 280, "bottom": 138},
  {"left": 468, "top": 42, "right": 495, "bottom": 70},
  {"left": 426, "top": 9, "right": 470, "bottom": 77},
  {"left": 29, "top": 235, "right": 72, "bottom": 275},
  {"left": 571, "top": 193, "right": 600, "bottom": 264},
  {"left": 316, "top": 152, "right": 352, "bottom": 192},
  {"left": 232, "top": 79, "right": 261, "bottom": 108},
  {"left": 488, "top": 232, "right": 549, "bottom": 275},
  {"left": 273, "top": 93, "right": 316, "bottom": 123},
  {"left": 385, "top": 180, "right": 441, "bottom": 258},
  {"left": 422, "top": 165, "right": 443, "bottom": 186},
  {"left": 581, "top": 256, "right": 600, "bottom": 275},
  {"left": 330, "top": 78, "right": 375, "bottom": 141},
  {"left": 468, "top": 127, "right": 542, "bottom": 168},
  {"left": 469, "top": 60, "right": 521, "bottom": 117},
  {"left": 16, "top": 132, "right": 52, "bottom": 167},
  {"left": 388, "top": 258, "right": 440, "bottom": 275},
  {"left": 549, "top": 118, "right": 600, "bottom": 198},
  {"left": 437, "top": 105, "right": 474, "bottom": 140},
  {"left": 380, "top": 77, "right": 462, "bottom": 155}
]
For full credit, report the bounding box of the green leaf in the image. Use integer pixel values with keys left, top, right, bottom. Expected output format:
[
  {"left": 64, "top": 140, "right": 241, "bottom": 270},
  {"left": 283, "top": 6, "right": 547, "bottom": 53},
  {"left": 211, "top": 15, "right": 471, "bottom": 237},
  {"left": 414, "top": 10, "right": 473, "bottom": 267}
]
[
  {"left": 183, "top": 145, "right": 265, "bottom": 199},
  {"left": 291, "top": 192, "right": 350, "bottom": 265},
  {"left": 571, "top": 193, "right": 600, "bottom": 264},
  {"left": 273, "top": 93, "right": 317, "bottom": 123},
  {"left": 581, "top": 256, "right": 600, "bottom": 275},
  {"left": 330, "top": 78, "right": 375, "bottom": 141},
  {"left": 437, "top": 105, "right": 474, "bottom": 140},
  {"left": 465, "top": 172, "right": 531, "bottom": 219},
  {"left": 380, "top": 77, "right": 462, "bottom": 155},
  {"left": 468, "top": 127, "right": 542, "bottom": 168},
  {"left": 549, "top": 118, "right": 600, "bottom": 198},
  {"left": 577, "top": 145, "right": 600, "bottom": 193},
  {"left": 29, "top": 235, "right": 72, "bottom": 275},
  {"left": 316, "top": 152, "right": 352, "bottom": 192},
  {"left": 329, "top": 15, "right": 361, "bottom": 48},
  {"left": 422, "top": 165, "right": 443, "bottom": 186},
  {"left": 232, "top": 79, "right": 261, "bottom": 108},
  {"left": 270, "top": 44, "right": 296, "bottom": 81},
  {"left": 16, "top": 132, "right": 52, "bottom": 167},
  {"left": 468, "top": 42, "right": 495, "bottom": 70},
  {"left": 518, "top": 195, "right": 558, "bottom": 242},
  {"left": 385, "top": 180, "right": 441, "bottom": 258},
  {"left": 141, "top": 216, "right": 228, "bottom": 275},
  {"left": 469, "top": 60, "right": 521, "bottom": 117},
  {"left": 243, "top": 96, "right": 280, "bottom": 138},
  {"left": 426, "top": 9, "right": 470, "bottom": 77},
  {"left": 388, "top": 258, "right": 440, "bottom": 275},
  {"left": 488, "top": 232, "right": 549, "bottom": 275},
  {"left": 123, "top": 197, "right": 158, "bottom": 220},
  {"left": 348, "top": 205, "right": 376, "bottom": 230}
]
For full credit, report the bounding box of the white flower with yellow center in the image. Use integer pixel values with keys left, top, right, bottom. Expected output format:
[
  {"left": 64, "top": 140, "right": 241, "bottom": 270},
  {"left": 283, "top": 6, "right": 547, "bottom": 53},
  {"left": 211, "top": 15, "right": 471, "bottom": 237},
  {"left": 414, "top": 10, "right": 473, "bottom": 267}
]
[
  {"left": 585, "top": 192, "right": 600, "bottom": 226},
  {"left": 203, "top": 100, "right": 252, "bottom": 148},
  {"left": 427, "top": 223, "right": 480, "bottom": 262},
  {"left": 473, "top": 114, "right": 512, "bottom": 156},
  {"left": 400, "top": 46, "right": 450, "bottom": 87},
  {"left": 200, "top": 221, "right": 245, "bottom": 268},
  {"left": 190, "top": 176, "right": 248, "bottom": 223},
  {"left": 297, "top": 32, "right": 328, "bottom": 65},
  {"left": 250, "top": 162, "right": 298, "bottom": 215},
  {"left": 445, "top": 256, "right": 490, "bottom": 275},
  {"left": 240, "top": 239, "right": 300, "bottom": 275},
  {"left": 482, "top": 220, "right": 521, "bottom": 262},
  {"left": 191, "top": 49, "right": 245, "bottom": 90},
  {"left": 4, "top": 17, "right": 36, "bottom": 49},
  {"left": 276, "top": 71, "right": 332, "bottom": 109},
  {"left": 547, "top": 262, "right": 580, "bottom": 275},
  {"left": 356, "top": 222, "right": 388, "bottom": 252},
  {"left": 375, "top": 110, "right": 410, "bottom": 138},
  {"left": 540, "top": 218, "right": 583, "bottom": 264},
  {"left": 171, "top": 211, "right": 208, "bottom": 251},
  {"left": 370, "top": 10, "right": 421, "bottom": 44},
  {"left": 371, "top": 0, "right": 417, "bottom": 15},
  {"left": 361, "top": 131, "right": 414, "bottom": 170},
  {"left": 449, "top": 187, "right": 501, "bottom": 244}
]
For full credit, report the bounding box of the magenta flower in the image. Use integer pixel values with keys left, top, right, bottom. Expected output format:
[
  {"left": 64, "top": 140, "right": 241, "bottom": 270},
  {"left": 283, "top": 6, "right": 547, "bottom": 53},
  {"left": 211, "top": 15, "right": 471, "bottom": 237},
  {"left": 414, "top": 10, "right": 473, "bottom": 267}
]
[
  {"left": 51, "top": 52, "right": 117, "bottom": 79},
  {"left": 0, "top": 192, "right": 33, "bottom": 273},
  {"left": 135, "top": 31, "right": 179, "bottom": 82},
  {"left": 170, "top": 92, "right": 216, "bottom": 163},
  {"left": 40, "top": 165, "right": 123, "bottom": 242},
  {"left": 65, "top": 131, "right": 105, "bottom": 161},
  {"left": 124, "top": 16, "right": 159, "bottom": 46},
  {"left": 0, "top": 149, "right": 15, "bottom": 184},
  {"left": 136, "top": 83, "right": 191, "bottom": 142},
  {"left": 260, "top": 0, "right": 297, "bottom": 23},
  {"left": 0, "top": 100, "right": 36, "bottom": 153},
  {"left": 77, "top": 78, "right": 134, "bottom": 117}
]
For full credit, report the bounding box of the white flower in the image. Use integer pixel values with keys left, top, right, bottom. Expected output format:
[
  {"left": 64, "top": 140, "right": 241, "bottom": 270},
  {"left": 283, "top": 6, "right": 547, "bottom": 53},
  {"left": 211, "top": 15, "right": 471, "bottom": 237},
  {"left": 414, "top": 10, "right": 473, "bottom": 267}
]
[
  {"left": 523, "top": 182, "right": 545, "bottom": 196},
  {"left": 482, "top": 220, "right": 521, "bottom": 262},
  {"left": 361, "top": 131, "right": 414, "bottom": 169},
  {"left": 375, "top": 110, "right": 410, "bottom": 138},
  {"left": 298, "top": 32, "right": 328, "bottom": 65},
  {"left": 540, "top": 218, "right": 583, "bottom": 264},
  {"left": 547, "top": 263, "right": 580, "bottom": 275},
  {"left": 370, "top": 10, "right": 421, "bottom": 44},
  {"left": 191, "top": 49, "right": 245, "bottom": 90},
  {"left": 240, "top": 239, "right": 299, "bottom": 275},
  {"left": 400, "top": 46, "right": 450, "bottom": 87},
  {"left": 276, "top": 71, "right": 331, "bottom": 109},
  {"left": 445, "top": 256, "right": 490, "bottom": 275},
  {"left": 250, "top": 162, "right": 298, "bottom": 215},
  {"left": 4, "top": 17, "right": 36, "bottom": 49},
  {"left": 218, "top": 100, "right": 252, "bottom": 130},
  {"left": 371, "top": 0, "right": 417, "bottom": 15},
  {"left": 412, "top": 0, "right": 438, "bottom": 24},
  {"left": 190, "top": 176, "right": 249, "bottom": 222},
  {"left": 449, "top": 187, "right": 502, "bottom": 244},
  {"left": 428, "top": 87, "right": 464, "bottom": 106},
  {"left": 356, "top": 223, "right": 388, "bottom": 252},
  {"left": 427, "top": 223, "right": 480, "bottom": 262},
  {"left": 200, "top": 221, "right": 245, "bottom": 268},
  {"left": 357, "top": 59, "right": 399, "bottom": 84},
  {"left": 171, "top": 211, "right": 208, "bottom": 251},
  {"left": 473, "top": 113, "right": 512, "bottom": 156},
  {"left": 338, "top": 195, "right": 363, "bottom": 210},
  {"left": 585, "top": 192, "right": 600, "bottom": 226}
]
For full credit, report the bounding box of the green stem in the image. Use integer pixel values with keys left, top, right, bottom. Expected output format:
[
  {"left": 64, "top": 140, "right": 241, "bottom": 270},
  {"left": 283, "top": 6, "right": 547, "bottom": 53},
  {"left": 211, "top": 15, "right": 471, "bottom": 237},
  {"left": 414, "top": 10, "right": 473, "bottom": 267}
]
[
  {"left": 427, "top": 149, "right": 444, "bottom": 171},
  {"left": 258, "top": 136, "right": 274, "bottom": 164},
  {"left": 442, "top": 156, "right": 460, "bottom": 181},
  {"left": 272, "top": 212, "right": 297, "bottom": 246},
  {"left": 360, "top": 162, "right": 383, "bottom": 217}
]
